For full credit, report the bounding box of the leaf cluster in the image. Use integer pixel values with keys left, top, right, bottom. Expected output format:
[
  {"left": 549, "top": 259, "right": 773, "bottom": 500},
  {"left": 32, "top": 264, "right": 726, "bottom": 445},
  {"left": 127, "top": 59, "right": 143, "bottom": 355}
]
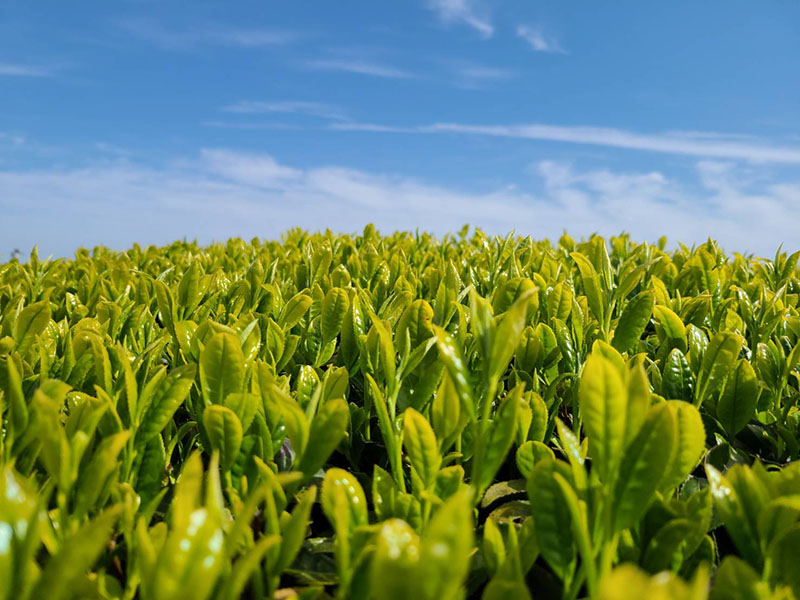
[{"left": 0, "top": 230, "right": 799, "bottom": 599}]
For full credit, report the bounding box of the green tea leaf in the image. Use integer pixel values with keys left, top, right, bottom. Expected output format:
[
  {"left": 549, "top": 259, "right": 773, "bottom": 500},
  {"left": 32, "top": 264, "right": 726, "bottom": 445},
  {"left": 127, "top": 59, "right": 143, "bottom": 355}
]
[
  {"left": 515, "top": 440, "right": 554, "bottom": 479},
  {"left": 14, "top": 300, "right": 51, "bottom": 356},
  {"left": 403, "top": 407, "right": 441, "bottom": 489},
  {"left": 580, "top": 354, "right": 626, "bottom": 484},
  {"left": 152, "top": 278, "right": 177, "bottom": 336},
  {"left": 696, "top": 332, "right": 742, "bottom": 406},
  {"left": 202, "top": 405, "right": 243, "bottom": 471},
  {"left": 31, "top": 506, "right": 122, "bottom": 600},
  {"left": 396, "top": 299, "right": 435, "bottom": 353},
  {"left": 547, "top": 281, "right": 573, "bottom": 322},
  {"left": 199, "top": 332, "right": 245, "bottom": 406},
  {"left": 662, "top": 348, "right": 694, "bottom": 402},
  {"left": 492, "top": 277, "right": 535, "bottom": 315},
  {"left": 709, "top": 556, "right": 762, "bottom": 600},
  {"left": 222, "top": 535, "right": 280, "bottom": 600},
  {"left": 277, "top": 485, "right": 317, "bottom": 572},
  {"left": 433, "top": 326, "right": 475, "bottom": 421},
  {"left": 599, "top": 563, "right": 709, "bottom": 600},
  {"left": 706, "top": 464, "right": 762, "bottom": 566},
  {"left": 641, "top": 518, "right": 697, "bottom": 573},
  {"left": 475, "top": 385, "right": 521, "bottom": 495},
  {"left": 553, "top": 472, "right": 596, "bottom": 595},
  {"left": 420, "top": 490, "right": 474, "bottom": 600},
  {"left": 613, "top": 403, "right": 676, "bottom": 532},
  {"left": 73, "top": 431, "right": 130, "bottom": 517},
  {"left": 624, "top": 363, "right": 651, "bottom": 447},
  {"left": 432, "top": 370, "right": 462, "bottom": 448},
  {"left": 268, "top": 383, "right": 310, "bottom": 461},
  {"left": 653, "top": 304, "right": 687, "bottom": 351},
  {"left": 717, "top": 359, "right": 759, "bottom": 436},
  {"left": 489, "top": 289, "right": 536, "bottom": 384},
  {"left": 296, "top": 398, "right": 349, "bottom": 480},
  {"left": 611, "top": 290, "right": 654, "bottom": 353},
  {"left": 280, "top": 292, "right": 313, "bottom": 329},
  {"left": 320, "top": 287, "right": 350, "bottom": 344},
  {"left": 136, "top": 364, "right": 196, "bottom": 448},
  {"left": 177, "top": 260, "right": 202, "bottom": 315},
  {"left": 321, "top": 467, "right": 368, "bottom": 534},
  {"left": 482, "top": 518, "right": 506, "bottom": 577},
  {"left": 2, "top": 354, "right": 28, "bottom": 438},
  {"left": 368, "top": 313, "right": 397, "bottom": 391},
  {"left": 571, "top": 251, "right": 605, "bottom": 324},
  {"left": 769, "top": 526, "right": 800, "bottom": 594},
  {"left": 527, "top": 458, "right": 575, "bottom": 581},
  {"left": 659, "top": 401, "right": 705, "bottom": 493},
  {"left": 370, "top": 519, "right": 421, "bottom": 600}
]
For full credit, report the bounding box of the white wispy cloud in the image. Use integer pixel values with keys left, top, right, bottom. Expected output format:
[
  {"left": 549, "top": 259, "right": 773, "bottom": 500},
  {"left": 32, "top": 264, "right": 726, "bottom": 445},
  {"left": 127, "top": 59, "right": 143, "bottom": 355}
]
[
  {"left": 0, "top": 132, "right": 26, "bottom": 146},
  {"left": 200, "top": 148, "right": 301, "bottom": 186},
  {"left": 0, "top": 62, "right": 52, "bottom": 77},
  {"left": 451, "top": 63, "right": 515, "bottom": 89},
  {"left": 535, "top": 159, "right": 800, "bottom": 253},
  {"left": 426, "top": 0, "right": 493, "bottom": 38},
  {"left": 117, "top": 18, "right": 299, "bottom": 50},
  {"left": 329, "top": 123, "right": 413, "bottom": 134},
  {"left": 664, "top": 130, "right": 759, "bottom": 141},
  {"left": 203, "top": 121, "right": 302, "bottom": 131},
  {"left": 302, "top": 58, "right": 414, "bottom": 79},
  {"left": 330, "top": 121, "right": 800, "bottom": 164},
  {"left": 208, "top": 29, "right": 298, "bottom": 47},
  {"left": 221, "top": 100, "right": 349, "bottom": 121},
  {"left": 2, "top": 148, "right": 797, "bottom": 256},
  {"left": 94, "top": 142, "right": 133, "bottom": 156},
  {"left": 516, "top": 25, "right": 565, "bottom": 53},
  {"left": 429, "top": 123, "right": 800, "bottom": 163}
]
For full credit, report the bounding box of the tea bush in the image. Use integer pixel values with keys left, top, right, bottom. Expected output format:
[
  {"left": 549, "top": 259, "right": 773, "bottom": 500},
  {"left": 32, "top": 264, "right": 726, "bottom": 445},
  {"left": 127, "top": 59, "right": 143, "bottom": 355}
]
[{"left": 1, "top": 227, "right": 799, "bottom": 599}]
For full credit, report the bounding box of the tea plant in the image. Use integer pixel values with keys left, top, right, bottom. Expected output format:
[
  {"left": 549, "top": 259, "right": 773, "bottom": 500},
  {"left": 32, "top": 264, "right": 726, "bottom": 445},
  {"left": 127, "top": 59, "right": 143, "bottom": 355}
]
[{"left": 0, "top": 227, "right": 798, "bottom": 599}]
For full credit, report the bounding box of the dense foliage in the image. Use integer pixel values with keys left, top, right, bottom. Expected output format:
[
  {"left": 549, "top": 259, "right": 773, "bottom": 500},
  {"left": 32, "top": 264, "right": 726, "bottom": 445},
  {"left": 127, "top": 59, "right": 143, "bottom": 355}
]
[{"left": 1, "top": 226, "right": 799, "bottom": 600}]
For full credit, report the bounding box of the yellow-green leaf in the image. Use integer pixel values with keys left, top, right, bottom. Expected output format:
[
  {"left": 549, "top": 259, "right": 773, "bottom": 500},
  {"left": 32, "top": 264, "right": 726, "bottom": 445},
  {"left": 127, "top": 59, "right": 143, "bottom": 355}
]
[
  {"left": 611, "top": 290, "right": 654, "bottom": 353},
  {"left": 321, "top": 287, "right": 350, "bottom": 344},
  {"left": 202, "top": 405, "right": 243, "bottom": 471},
  {"left": 580, "top": 354, "right": 626, "bottom": 483},
  {"left": 403, "top": 407, "right": 441, "bottom": 489},
  {"left": 199, "top": 332, "right": 245, "bottom": 406},
  {"left": 717, "top": 359, "right": 759, "bottom": 436},
  {"left": 613, "top": 403, "right": 677, "bottom": 532}
]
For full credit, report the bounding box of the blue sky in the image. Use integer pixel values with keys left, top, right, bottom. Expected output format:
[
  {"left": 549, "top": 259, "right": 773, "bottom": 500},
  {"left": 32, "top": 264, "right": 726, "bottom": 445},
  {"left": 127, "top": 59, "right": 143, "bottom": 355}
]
[{"left": 2, "top": 1, "right": 799, "bottom": 257}]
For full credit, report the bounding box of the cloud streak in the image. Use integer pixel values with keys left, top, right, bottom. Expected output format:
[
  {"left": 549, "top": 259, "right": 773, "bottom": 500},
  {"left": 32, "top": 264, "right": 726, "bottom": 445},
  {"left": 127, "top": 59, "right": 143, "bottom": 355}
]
[
  {"left": 0, "top": 62, "right": 52, "bottom": 77},
  {"left": 302, "top": 58, "right": 414, "bottom": 79},
  {"left": 0, "top": 132, "right": 26, "bottom": 146},
  {"left": 450, "top": 63, "right": 515, "bottom": 89},
  {"left": 516, "top": 25, "right": 565, "bottom": 53},
  {"left": 202, "top": 121, "right": 302, "bottom": 131},
  {"left": 1, "top": 148, "right": 797, "bottom": 257},
  {"left": 425, "top": 0, "right": 493, "bottom": 38},
  {"left": 221, "top": 100, "right": 349, "bottom": 121},
  {"left": 117, "top": 18, "right": 299, "bottom": 50},
  {"left": 330, "top": 121, "right": 800, "bottom": 164}
]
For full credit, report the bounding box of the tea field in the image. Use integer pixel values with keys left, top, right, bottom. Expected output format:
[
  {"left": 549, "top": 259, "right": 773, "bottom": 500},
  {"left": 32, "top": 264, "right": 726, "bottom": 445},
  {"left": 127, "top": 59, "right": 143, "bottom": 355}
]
[{"left": 1, "top": 227, "right": 799, "bottom": 600}]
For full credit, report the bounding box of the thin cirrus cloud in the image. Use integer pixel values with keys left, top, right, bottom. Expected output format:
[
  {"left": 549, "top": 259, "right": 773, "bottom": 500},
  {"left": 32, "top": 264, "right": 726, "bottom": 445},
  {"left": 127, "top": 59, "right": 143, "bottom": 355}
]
[
  {"left": 451, "top": 63, "right": 515, "bottom": 89},
  {"left": 116, "top": 18, "right": 300, "bottom": 50},
  {"left": 425, "top": 0, "right": 494, "bottom": 38},
  {"left": 1, "top": 147, "right": 797, "bottom": 257},
  {"left": 330, "top": 121, "right": 800, "bottom": 164},
  {"left": 0, "top": 62, "right": 53, "bottom": 77},
  {"left": 302, "top": 58, "right": 415, "bottom": 79},
  {"left": 516, "top": 25, "right": 565, "bottom": 54},
  {"left": 0, "top": 132, "right": 26, "bottom": 146},
  {"left": 221, "top": 100, "right": 350, "bottom": 121},
  {"left": 202, "top": 121, "right": 303, "bottom": 131}
]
